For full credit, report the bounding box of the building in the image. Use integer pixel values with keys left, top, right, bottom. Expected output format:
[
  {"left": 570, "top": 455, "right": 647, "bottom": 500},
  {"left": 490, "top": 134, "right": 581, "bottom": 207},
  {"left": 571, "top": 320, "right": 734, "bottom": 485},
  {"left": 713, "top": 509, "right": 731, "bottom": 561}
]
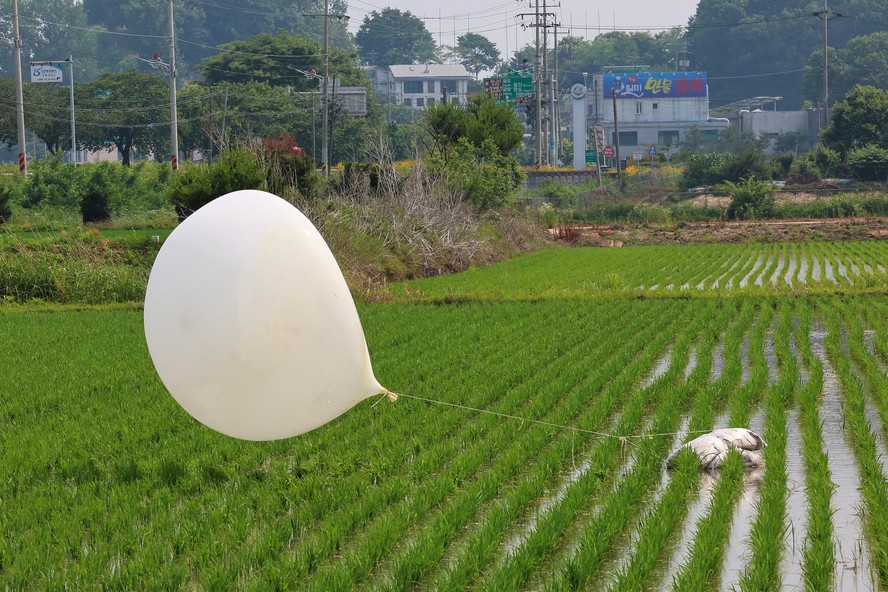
[
  {"left": 715, "top": 97, "right": 819, "bottom": 153},
  {"left": 586, "top": 71, "right": 730, "bottom": 163},
  {"left": 367, "top": 64, "right": 472, "bottom": 107}
]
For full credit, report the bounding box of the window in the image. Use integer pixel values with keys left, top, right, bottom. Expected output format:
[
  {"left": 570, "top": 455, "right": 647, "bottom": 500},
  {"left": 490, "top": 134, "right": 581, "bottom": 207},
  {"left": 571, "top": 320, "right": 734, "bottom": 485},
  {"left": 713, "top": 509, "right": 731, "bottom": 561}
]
[
  {"left": 703, "top": 130, "right": 719, "bottom": 142},
  {"left": 614, "top": 131, "right": 638, "bottom": 146},
  {"left": 416, "top": 98, "right": 425, "bottom": 107},
  {"left": 403, "top": 97, "right": 412, "bottom": 107},
  {"left": 635, "top": 102, "right": 643, "bottom": 114},
  {"left": 427, "top": 80, "right": 436, "bottom": 93},
  {"left": 658, "top": 130, "right": 680, "bottom": 146},
  {"left": 427, "top": 97, "right": 436, "bottom": 106},
  {"left": 653, "top": 103, "right": 659, "bottom": 110},
  {"left": 403, "top": 80, "right": 423, "bottom": 94}
]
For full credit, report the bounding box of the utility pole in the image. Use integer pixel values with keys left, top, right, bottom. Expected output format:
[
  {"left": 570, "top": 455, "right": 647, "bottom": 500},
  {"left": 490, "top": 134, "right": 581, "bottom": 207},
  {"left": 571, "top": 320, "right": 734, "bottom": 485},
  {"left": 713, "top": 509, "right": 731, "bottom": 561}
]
[
  {"left": 168, "top": 0, "right": 179, "bottom": 170},
  {"left": 814, "top": 1, "right": 841, "bottom": 129},
  {"left": 534, "top": 0, "right": 542, "bottom": 169},
  {"left": 305, "top": 4, "right": 348, "bottom": 176},
  {"left": 322, "top": 0, "right": 330, "bottom": 175},
  {"left": 12, "top": 0, "right": 26, "bottom": 175}
]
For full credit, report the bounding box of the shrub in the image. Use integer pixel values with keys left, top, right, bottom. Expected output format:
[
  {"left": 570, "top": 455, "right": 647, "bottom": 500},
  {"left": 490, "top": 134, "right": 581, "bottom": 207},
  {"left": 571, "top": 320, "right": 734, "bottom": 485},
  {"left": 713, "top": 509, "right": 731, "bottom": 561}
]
[
  {"left": 773, "top": 151, "right": 794, "bottom": 179},
  {"left": 259, "top": 133, "right": 325, "bottom": 199},
  {"left": 724, "top": 176, "right": 777, "bottom": 220},
  {"left": 533, "top": 179, "right": 579, "bottom": 208},
  {"left": 847, "top": 144, "right": 888, "bottom": 181},
  {"left": 681, "top": 152, "right": 732, "bottom": 189},
  {"left": 723, "top": 149, "right": 772, "bottom": 183},
  {"left": 434, "top": 137, "right": 523, "bottom": 211},
  {"left": 787, "top": 158, "right": 822, "bottom": 185},
  {"left": 0, "top": 182, "right": 13, "bottom": 223},
  {"left": 802, "top": 144, "right": 841, "bottom": 178},
  {"left": 20, "top": 157, "right": 83, "bottom": 209},
  {"left": 166, "top": 147, "right": 265, "bottom": 219},
  {"left": 81, "top": 173, "right": 112, "bottom": 223}
]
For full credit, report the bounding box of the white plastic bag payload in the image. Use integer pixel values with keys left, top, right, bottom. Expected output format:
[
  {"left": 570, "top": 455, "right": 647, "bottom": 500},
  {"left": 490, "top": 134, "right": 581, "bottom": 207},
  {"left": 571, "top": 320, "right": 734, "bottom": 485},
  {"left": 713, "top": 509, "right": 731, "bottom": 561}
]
[{"left": 144, "top": 189, "right": 392, "bottom": 441}]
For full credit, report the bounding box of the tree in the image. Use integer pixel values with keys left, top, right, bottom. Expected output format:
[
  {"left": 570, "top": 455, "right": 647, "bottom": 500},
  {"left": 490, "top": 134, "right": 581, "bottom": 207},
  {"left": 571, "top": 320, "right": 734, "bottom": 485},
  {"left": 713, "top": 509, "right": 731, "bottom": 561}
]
[
  {"left": 452, "top": 33, "right": 500, "bottom": 79},
  {"left": 822, "top": 85, "right": 888, "bottom": 158},
  {"left": 806, "top": 32, "right": 888, "bottom": 105},
  {"left": 77, "top": 70, "right": 171, "bottom": 166},
  {"left": 83, "top": 0, "right": 353, "bottom": 78},
  {"left": 356, "top": 9, "right": 438, "bottom": 67},
  {"left": 197, "top": 32, "right": 363, "bottom": 90}
]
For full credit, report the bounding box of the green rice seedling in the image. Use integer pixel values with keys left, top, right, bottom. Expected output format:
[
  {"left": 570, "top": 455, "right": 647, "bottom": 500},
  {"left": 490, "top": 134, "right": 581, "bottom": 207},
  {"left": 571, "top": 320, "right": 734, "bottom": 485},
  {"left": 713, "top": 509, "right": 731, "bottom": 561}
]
[
  {"left": 668, "top": 451, "right": 746, "bottom": 591},
  {"left": 737, "top": 301, "right": 796, "bottom": 591},
  {"left": 793, "top": 304, "right": 836, "bottom": 591},
  {"left": 822, "top": 303, "right": 888, "bottom": 588}
]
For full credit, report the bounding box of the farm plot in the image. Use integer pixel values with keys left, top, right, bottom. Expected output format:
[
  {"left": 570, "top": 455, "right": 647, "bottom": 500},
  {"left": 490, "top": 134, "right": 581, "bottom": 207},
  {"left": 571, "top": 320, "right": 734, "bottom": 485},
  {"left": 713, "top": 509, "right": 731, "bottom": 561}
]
[
  {"left": 387, "top": 241, "right": 888, "bottom": 301},
  {"left": 1, "top": 244, "right": 888, "bottom": 590}
]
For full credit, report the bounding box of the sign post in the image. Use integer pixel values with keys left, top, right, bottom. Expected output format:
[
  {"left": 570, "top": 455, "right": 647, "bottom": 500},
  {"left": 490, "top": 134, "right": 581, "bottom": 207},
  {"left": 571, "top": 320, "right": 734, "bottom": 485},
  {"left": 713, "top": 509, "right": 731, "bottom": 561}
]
[{"left": 30, "top": 57, "right": 77, "bottom": 164}]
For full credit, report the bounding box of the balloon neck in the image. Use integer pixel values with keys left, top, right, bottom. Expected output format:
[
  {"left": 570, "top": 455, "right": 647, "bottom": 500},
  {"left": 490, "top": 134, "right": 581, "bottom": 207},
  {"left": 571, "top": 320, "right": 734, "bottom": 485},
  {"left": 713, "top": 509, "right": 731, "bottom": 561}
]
[{"left": 381, "top": 388, "right": 399, "bottom": 402}]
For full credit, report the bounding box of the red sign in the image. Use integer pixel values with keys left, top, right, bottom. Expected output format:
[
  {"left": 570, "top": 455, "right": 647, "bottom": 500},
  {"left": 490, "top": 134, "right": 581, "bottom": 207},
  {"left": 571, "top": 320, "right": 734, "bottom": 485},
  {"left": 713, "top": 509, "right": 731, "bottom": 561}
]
[{"left": 603, "top": 145, "right": 614, "bottom": 159}]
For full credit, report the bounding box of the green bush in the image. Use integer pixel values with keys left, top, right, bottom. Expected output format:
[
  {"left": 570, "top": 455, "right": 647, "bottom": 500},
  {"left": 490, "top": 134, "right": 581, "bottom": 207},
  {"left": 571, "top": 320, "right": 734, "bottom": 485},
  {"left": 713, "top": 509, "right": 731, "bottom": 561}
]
[
  {"left": 723, "top": 149, "right": 772, "bottom": 183},
  {"left": 533, "top": 179, "right": 580, "bottom": 208},
  {"left": 787, "top": 158, "right": 822, "bottom": 185},
  {"left": 802, "top": 144, "right": 842, "bottom": 178},
  {"left": 681, "top": 152, "right": 732, "bottom": 189},
  {"left": 81, "top": 172, "right": 112, "bottom": 224},
  {"left": 724, "top": 176, "right": 777, "bottom": 220},
  {"left": 166, "top": 147, "right": 265, "bottom": 219},
  {"left": 435, "top": 137, "right": 523, "bottom": 211},
  {"left": 773, "top": 151, "right": 795, "bottom": 179},
  {"left": 847, "top": 144, "right": 888, "bottom": 181},
  {"left": 20, "top": 157, "right": 83, "bottom": 209},
  {"left": 0, "top": 181, "right": 13, "bottom": 223}
]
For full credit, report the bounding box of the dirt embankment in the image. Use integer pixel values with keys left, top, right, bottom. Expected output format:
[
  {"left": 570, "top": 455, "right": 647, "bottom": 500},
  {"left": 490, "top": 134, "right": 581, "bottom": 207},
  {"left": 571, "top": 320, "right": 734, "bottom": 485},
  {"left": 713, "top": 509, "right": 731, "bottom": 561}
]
[{"left": 559, "top": 217, "right": 888, "bottom": 246}]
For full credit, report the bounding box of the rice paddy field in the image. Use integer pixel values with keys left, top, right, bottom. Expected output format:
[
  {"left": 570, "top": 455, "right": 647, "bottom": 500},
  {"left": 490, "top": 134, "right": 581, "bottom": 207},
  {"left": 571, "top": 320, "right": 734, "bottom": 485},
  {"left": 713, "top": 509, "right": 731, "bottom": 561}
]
[{"left": 1, "top": 240, "right": 887, "bottom": 591}]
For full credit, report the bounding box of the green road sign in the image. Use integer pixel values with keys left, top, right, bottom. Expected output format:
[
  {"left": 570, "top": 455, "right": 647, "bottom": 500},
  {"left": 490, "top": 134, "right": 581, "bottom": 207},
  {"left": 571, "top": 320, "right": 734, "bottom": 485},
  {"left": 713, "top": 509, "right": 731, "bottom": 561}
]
[
  {"left": 503, "top": 74, "right": 533, "bottom": 100},
  {"left": 585, "top": 149, "right": 597, "bottom": 163}
]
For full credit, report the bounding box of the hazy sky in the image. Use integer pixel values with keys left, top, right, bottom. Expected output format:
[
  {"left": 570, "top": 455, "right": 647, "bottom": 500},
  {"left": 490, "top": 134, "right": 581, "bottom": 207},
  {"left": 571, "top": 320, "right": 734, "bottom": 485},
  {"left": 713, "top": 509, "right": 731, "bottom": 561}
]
[{"left": 345, "top": 0, "right": 700, "bottom": 61}]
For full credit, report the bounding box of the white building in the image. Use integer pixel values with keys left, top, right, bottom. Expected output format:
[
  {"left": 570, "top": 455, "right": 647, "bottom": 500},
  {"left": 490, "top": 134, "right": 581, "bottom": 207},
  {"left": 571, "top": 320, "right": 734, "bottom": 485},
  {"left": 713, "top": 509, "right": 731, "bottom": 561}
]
[
  {"left": 587, "top": 72, "right": 730, "bottom": 162},
  {"left": 367, "top": 64, "right": 472, "bottom": 107}
]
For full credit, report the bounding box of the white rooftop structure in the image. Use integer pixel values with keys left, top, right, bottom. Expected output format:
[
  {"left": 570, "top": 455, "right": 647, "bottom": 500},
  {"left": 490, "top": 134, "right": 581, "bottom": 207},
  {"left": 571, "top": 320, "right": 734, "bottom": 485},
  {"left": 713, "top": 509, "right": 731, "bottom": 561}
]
[{"left": 367, "top": 64, "right": 472, "bottom": 107}]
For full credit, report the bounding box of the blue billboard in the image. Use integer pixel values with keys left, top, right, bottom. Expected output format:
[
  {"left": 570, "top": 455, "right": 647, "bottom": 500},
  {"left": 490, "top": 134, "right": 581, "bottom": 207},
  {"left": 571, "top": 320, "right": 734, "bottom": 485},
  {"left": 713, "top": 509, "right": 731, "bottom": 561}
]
[{"left": 603, "top": 72, "right": 706, "bottom": 99}]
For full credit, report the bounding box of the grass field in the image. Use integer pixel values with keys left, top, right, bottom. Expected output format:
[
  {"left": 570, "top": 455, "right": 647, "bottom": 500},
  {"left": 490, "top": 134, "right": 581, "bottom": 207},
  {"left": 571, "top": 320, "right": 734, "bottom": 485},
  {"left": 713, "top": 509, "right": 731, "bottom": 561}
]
[{"left": 1, "top": 242, "right": 887, "bottom": 590}]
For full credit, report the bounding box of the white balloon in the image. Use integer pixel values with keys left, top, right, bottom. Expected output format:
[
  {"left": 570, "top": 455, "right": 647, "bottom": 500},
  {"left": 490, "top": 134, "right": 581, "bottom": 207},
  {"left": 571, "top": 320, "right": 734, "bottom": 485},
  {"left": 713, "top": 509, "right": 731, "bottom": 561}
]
[{"left": 144, "top": 189, "right": 388, "bottom": 441}]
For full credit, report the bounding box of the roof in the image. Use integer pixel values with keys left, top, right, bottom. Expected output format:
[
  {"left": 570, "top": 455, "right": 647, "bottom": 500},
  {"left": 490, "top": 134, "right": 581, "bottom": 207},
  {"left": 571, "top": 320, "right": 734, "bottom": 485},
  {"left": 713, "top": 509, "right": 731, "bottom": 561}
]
[{"left": 388, "top": 64, "right": 471, "bottom": 80}]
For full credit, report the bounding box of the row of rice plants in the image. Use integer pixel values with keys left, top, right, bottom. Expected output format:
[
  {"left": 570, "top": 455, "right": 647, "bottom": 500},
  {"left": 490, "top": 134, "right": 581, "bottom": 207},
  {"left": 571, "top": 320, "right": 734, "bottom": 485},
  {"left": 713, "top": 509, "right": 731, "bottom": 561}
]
[
  {"left": 226, "top": 301, "right": 624, "bottom": 588},
  {"left": 357, "top": 300, "right": 703, "bottom": 591},
  {"left": 821, "top": 302, "right": 888, "bottom": 588},
  {"left": 533, "top": 301, "right": 735, "bottom": 591},
  {"left": 431, "top": 302, "right": 740, "bottom": 592},
  {"left": 471, "top": 300, "right": 728, "bottom": 591},
  {"left": 663, "top": 301, "right": 764, "bottom": 591},
  {"left": 737, "top": 301, "right": 796, "bottom": 590},
  {"left": 602, "top": 304, "right": 733, "bottom": 591},
  {"left": 0, "top": 303, "right": 581, "bottom": 587},
  {"left": 845, "top": 298, "right": 888, "bottom": 444},
  {"left": 291, "top": 300, "right": 694, "bottom": 590},
  {"left": 792, "top": 303, "right": 835, "bottom": 590},
  {"left": 388, "top": 242, "right": 888, "bottom": 302}
]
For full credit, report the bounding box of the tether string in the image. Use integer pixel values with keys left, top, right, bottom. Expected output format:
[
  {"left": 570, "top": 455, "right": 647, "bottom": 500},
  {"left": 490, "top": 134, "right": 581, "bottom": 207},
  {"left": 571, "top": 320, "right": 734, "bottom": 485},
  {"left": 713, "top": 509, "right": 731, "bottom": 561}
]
[{"left": 388, "top": 391, "right": 711, "bottom": 441}]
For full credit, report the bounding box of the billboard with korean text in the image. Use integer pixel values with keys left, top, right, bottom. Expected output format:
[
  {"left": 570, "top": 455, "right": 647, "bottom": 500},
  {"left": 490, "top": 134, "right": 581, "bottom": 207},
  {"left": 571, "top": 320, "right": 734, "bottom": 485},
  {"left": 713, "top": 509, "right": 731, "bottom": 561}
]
[{"left": 603, "top": 72, "right": 706, "bottom": 99}]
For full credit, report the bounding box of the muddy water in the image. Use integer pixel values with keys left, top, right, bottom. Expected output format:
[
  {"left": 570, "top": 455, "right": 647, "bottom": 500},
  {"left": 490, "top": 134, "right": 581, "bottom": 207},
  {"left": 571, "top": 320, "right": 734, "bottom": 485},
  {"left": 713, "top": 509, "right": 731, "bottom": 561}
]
[
  {"left": 833, "top": 254, "right": 850, "bottom": 284},
  {"left": 863, "top": 330, "right": 888, "bottom": 376},
  {"left": 810, "top": 325, "right": 875, "bottom": 591},
  {"left": 822, "top": 254, "right": 836, "bottom": 283},
  {"left": 739, "top": 252, "right": 765, "bottom": 288},
  {"left": 712, "top": 255, "right": 744, "bottom": 289},
  {"left": 765, "top": 325, "right": 779, "bottom": 387},
  {"left": 811, "top": 253, "right": 821, "bottom": 282},
  {"left": 784, "top": 249, "right": 798, "bottom": 287},
  {"left": 657, "top": 470, "right": 719, "bottom": 588},
  {"left": 643, "top": 351, "right": 673, "bottom": 388},
  {"left": 718, "top": 466, "right": 765, "bottom": 591},
  {"left": 797, "top": 253, "right": 809, "bottom": 284},
  {"left": 711, "top": 341, "right": 726, "bottom": 383},
  {"left": 754, "top": 251, "right": 775, "bottom": 287},
  {"left": 685, "top": 348, "right": 699, "bottom": 380},
  {"left": 740, "top": 337, "right": 751, "bottom": 387},
  {"left": 780, "top": 408, "right": 808, "bottom": 591},
  {"left": 770, "top": 250, "right": 786, "bottom": 286}
]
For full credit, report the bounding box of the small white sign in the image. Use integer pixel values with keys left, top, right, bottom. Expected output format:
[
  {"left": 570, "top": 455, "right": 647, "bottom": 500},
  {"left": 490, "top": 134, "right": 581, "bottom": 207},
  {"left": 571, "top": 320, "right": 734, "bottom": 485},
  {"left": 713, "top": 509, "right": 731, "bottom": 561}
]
[
  {"left": 31, "top": 65, "right": 63, "bottom": 83},
  {"left": 632, "top": 151, "right": 643, "bottom": 161}
]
